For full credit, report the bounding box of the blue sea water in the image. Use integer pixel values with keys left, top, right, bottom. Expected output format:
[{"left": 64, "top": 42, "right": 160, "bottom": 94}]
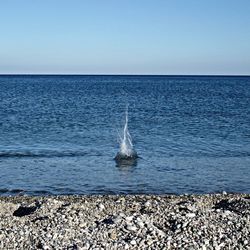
[{"left": 0, "top": 75, "right": 249, "bottom": 195}]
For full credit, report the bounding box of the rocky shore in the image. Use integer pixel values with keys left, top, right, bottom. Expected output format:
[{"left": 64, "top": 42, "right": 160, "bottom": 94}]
[{"left": 0, "top": 193, "right": 249, "bottom": 249}]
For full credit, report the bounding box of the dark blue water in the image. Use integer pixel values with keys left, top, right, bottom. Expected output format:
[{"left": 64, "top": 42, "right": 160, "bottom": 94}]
[{"left": 0, "top": 75, "right": 249, "bottom": 195}]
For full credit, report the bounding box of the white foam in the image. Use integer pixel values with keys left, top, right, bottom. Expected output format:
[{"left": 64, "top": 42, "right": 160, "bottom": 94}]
[{"left": 117, "top": 106, "right": 137, "bottom": 158}]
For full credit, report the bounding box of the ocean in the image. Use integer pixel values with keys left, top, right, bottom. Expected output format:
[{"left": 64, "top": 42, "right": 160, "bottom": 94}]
[{"left": 0, "top": 75, "right": 249, "bottom": 195}]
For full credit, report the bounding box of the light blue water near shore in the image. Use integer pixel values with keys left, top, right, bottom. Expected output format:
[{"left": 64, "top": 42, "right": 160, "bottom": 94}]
[{"left": 0, "top": 75, "right": 249, "bottom": 195}]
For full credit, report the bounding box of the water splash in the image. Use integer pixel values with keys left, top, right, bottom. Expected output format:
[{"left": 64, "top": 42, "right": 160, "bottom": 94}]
[{"left": 115, "top": 106, "right": 138, "bottom": 161}]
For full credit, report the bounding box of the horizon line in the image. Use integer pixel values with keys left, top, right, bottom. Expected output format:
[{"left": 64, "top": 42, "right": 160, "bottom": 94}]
[{"left": 0, "top": 73, "right": 249, "bottom": 77}]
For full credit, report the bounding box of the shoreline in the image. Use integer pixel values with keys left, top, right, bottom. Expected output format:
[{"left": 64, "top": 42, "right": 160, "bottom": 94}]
[{"left": 0, "top": 193, "right": 249, "bottom": 249}]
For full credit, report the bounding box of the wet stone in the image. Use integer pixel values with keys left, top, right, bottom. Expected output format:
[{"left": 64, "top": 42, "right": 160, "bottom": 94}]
[{"left": 13, "top": 205, "right": 38, "bottom": 217}]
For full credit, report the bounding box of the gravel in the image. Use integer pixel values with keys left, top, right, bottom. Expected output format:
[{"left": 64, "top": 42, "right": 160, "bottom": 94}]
[{"left": 0, "top": 193, "right": 249, "bottom": 249}]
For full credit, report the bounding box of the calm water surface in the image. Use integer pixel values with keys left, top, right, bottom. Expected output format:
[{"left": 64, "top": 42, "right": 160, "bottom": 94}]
[{"left": 0, "top": 75, "right": 249, "bottom": 195}]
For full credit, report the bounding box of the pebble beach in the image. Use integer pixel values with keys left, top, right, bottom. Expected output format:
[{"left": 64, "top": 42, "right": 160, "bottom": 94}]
[{"left": 0, "top": 193, "right": 249, "bottom": 249}]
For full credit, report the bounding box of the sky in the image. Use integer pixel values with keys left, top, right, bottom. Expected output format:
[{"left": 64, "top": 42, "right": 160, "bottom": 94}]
[{"left": 0, "top": 0, "right": 250, "bottom": 75}]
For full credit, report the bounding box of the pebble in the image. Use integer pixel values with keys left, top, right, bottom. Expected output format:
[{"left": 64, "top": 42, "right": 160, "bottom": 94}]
[
  {"left": 146, "top": 239, "right": 153, "bottom": 245},
  {"left": 124, "top": 244, "right": 129, "bottom": 249},
  {"left": 112, "top": 215, "right": 122, "bottom": 224},
  {"left": 130, "top": 240, "right": 136, "bottom": 245},
  {"left": 204, "top": 239, "right": 210, "bottom": 245},
  {"left": 125, "top": 216, "right": 133, "bottom": 222},
  {"left": 136, "top": 221, "right": 144, "bottom": 228},
  {"left": 109, "top": 230, "right": 117, "bottom": 240},
  {"left": 186, "top": 213, "right": 196, "bottom": 218},
  {"left": 126, "top": 225, "right": 137, "bottom": 231},
  {"left": 0, "top": 193, "right": 249, "bottom": 249},
  {"left": 98, "top": 204, "right": 105, "bottom": 210},
  {"left": 223, "top": 210, "right": 231, "bottom": 216},
  {"left": 182, "top": 222, "right": 188, "bottom": 228}
]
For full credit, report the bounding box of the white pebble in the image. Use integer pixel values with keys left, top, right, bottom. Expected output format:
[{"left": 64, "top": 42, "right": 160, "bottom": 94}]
[
  {"left": 186, "top": 213, "right": 196, "bottom": 218},
  {"left": 136, "top": 221, "right": 144, "bottom": 228},
  {"left": 124, "top": 244, "right": 129, "bottom": 249},
  {"left": 125, "top": 216, "right": 134, "bottom": 222},
  {"left": 98, "top": 204, "right": 105, "bottom": 210},
  {"left": 130, "top": 240, "right": 137, "bottom": 245},
  {"left": 204, "top": 239, "right": 210, "bottom": 245},
  {"left": 224, "top": 210, "right": 231, "bottom": 215},
  {"left": 126, "top": 225, "right": 137, "bottom": 231}
]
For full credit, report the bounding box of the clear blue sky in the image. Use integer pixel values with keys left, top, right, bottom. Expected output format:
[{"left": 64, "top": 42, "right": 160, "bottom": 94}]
[{"left": 0, "top": 0, "right": 250, "bottom": 75}]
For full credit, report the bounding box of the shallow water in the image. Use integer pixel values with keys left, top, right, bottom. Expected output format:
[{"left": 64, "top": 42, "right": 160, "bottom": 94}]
[{"left": 0, "top": 75, "right": 249, "bottom": 195}]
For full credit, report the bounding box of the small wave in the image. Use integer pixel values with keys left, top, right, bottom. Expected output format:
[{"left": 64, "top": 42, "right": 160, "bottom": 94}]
[
  {"left": 0, "top": 188, "right": 9, "bottom": 194},
  {"left": 163, "top": 150, "right": 250, "bottom": 159},
  {"left": 194, "top": 151, "right": 250, "bottom": 158},
  {"left": 0, "top": 188, "right": 53, "bottom": 196},
  {"left": 0, "top": 150, "right": 88, "bottom": 158},
  {"left": 0, "top": 188, "right": 24, "bottom": 195}
]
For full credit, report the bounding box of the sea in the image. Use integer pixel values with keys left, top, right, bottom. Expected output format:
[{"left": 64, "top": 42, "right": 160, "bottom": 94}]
[{"left": 0, "top": 75, "right": 249, "bottom": 196}]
